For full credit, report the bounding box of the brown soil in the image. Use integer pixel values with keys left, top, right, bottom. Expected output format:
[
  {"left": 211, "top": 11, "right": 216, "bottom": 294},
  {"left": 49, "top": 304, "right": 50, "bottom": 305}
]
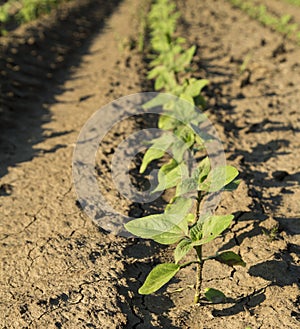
[{"left": 0, "top": 0, "right": 299, "bottom": 328}]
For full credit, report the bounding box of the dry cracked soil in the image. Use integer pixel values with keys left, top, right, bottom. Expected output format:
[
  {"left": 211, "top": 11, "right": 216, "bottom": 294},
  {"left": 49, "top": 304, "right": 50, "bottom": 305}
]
[{"left": 0, "top": 0, "right": 299, "bottom": 328}]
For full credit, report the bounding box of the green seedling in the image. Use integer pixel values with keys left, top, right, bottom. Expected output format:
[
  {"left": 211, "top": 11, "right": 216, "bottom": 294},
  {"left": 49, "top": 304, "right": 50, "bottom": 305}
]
[
  {"left": 0, "top": 0, "right": 21, "bottom": 35},
  {"left": 228, "top": 0, "right": 300, "bottom": 43},
  {"left": 284, "top": 0, "right": 300, "bottom": 6},
  {"left": 239, "top": 53, "right": 252, "bottom": 74},
  {"left": 0, "top": 0, "right": 71, "bottom": 35},
  {"left": 16, "top": 0, "right": 71, "bottom": 23},
  {"left": 125, "top": 0, "right": 245, "bottom": 304},
  {"left": 125, "top": 169, "right": 245, "bottom": 303},
  {"left": 262, "top": 224, "right": 279, "bottom": 242}
]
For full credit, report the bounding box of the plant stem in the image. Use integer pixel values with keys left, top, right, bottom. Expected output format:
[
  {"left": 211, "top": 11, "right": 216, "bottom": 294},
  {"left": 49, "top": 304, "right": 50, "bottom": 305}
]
[
  {"left": 193, "top": 190, "right": 205, "bottom": 304},
  {"left": 180, "top": 259, "right": 200, "bottom": 269},
  {"left": 194, "top": 245, "right": 203, "bottom": 304}
]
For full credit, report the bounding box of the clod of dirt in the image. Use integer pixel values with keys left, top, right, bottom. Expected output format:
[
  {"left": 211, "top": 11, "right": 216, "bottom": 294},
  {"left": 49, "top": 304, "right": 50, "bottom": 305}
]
[
  {"left": 0, "top": 183, "right": 13, "bottom": 195},
  {"left": 272, "top": 42, "right": 287, "bottom": 57},
  {"left": 240, "top": 69, "right": 251, "bottom": 88}
]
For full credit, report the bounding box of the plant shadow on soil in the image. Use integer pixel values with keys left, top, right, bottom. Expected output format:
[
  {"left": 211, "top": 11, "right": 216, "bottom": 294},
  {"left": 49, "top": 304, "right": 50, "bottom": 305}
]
[
  {"left": 118, "top": 239, "right": 182, "bottom": 329},
  {"left": 0, "top": 0, "right": 123, "bottom": 181}
]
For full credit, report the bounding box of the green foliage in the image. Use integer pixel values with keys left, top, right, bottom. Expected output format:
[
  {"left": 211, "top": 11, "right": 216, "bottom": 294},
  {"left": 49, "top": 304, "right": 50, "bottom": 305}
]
[
  {"left": 198, "top": 165, "right": 239, "bottom": 192},
  {"left": 191, "top": 214, "right": 234, "bottom": 246},
  {"left": 0, "top": 1, "right": 13, "bottom": 24},
  {"left": 284, "top": 0, "right": 300, "bottom": 6},
  {"left": 204, "top": 288, "right": 226, "bottom": 303},
  {"left": 0, "top": 0, "right": 19, "bottom": 35},
  {"left": 0, "top": 0, "right": 70, "bottom": 35},
  {"left": 17, "top": 0, "right": 66, "bottom": 23},
  {"left": 125, "top": 197, "right": 192, "bottom": 244},
  {"left": 125, "top": 0, "right": 245, "bottom": 304},
  {"left": 140, "top": 134, "right": 174, "bottom": 173},
  {"left": 174, "top": 238, "right": 193, "bottom": 263},
  {"left": 152, "top": 160, "right": 188, "bottom": 193},
  {"left": 262, "top": 224, "right": 280, "bottom": 242},
  {"left": 227, "top": 0, "right": 300, "bottom": 43},
  {"left": 139, "top": 263, "right": 180, "bottom": 294},
  {"left": 214, "top": 251, "right": 246, "bottom": 267}
]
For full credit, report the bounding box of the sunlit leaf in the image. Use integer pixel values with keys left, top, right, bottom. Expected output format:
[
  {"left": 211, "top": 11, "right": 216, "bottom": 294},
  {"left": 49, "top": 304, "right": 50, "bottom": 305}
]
[
  {"left": 125, "top": 197, "right": 192, "bottom": 244},
  {"left": 190, "top": 213, "right": 210, "bottom": 241},
  {"left": 152, "top": 160, "right": 188, "bottom": 193},
  {"left": 174, "top": 45, "right": 196, "bottom": 72},
  {"left": 176, "top": 157, "right": 210, "bottom": 197},
  {"left": 197, "top": 156, "right": 211, "bottom": 184},
  {"left": 192, "top": 214, "right": 234, "bottom": 245},
  {"left": 223, "top": 179, "right": 241, "bottom": 191},
  {"left": 176, "top": 176, "right": 197, "bottom": 197},
  {"left": 125, "top": 213, "right": 184, "bottom": 244},
  {"left": 139, "top": 263, "right": 180, "bottom": 294},
  {"left": 142, "top": 94, "right": 170, "bottom": 110},
  {"left": 158, "top": 114, "right": 180, "bottom": 130},
  {"left": 185, "top": 78, "right": 209, "bottom": 97},
  {"left": 198, "top": 166, "right": 239, "bottom": 192},
  {"left": 140, "top": 134, "right": 173, "bottom": 173}
]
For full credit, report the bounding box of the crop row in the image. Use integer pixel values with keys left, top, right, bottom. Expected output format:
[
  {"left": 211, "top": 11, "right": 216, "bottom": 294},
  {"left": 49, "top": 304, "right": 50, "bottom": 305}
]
[
  {"left": 125, "top": 0, "right": 245, "bottom": 304},
  {"left": 284, "top": 0, "right": 300, "bottom": 6},
  {"left": 227, "top": 0, "right": 300, "bottom": 44},
  {"left": 0, "top": 0, "right": 71, "bottom": 35}
]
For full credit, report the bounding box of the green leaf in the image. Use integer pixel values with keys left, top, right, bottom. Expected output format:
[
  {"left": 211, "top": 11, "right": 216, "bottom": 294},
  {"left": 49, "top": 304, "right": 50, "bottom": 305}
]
[
  {"left": 176, "top": 176, "right": 197, "bottom": 197},
  {"left": 164, "top": 199, "right": 193, "bottom": 236},
  {"left": 176, "top": 157, "right": 210, "bottom": 197},
  {"left": 190, "top": 213, "right": 210, "bottom": 241},
  {"left": 140, "top": 134, "right": 173, "bottom": 173},
  {"left": 174, "top": 45, "right": 196, "bottom": 72},
  {"left": 152, "top": 160, "right": 188, "bottom": 193},
  {"left": 199, "top": 165, "right": 239, "bottom": 192},
  {"left": 125, "top": 213, "right": 185, "bottom": 244},
  {"left": 154, "top": 71, "right": 177, "bottom": 91},
  {"left": 165, "top": 197, "right": 193, "bottom": 217},
  {"left": 171, "top": 126, "right": 195, "bottom": 162},
  {"left": 194, "top": 94, "right": 206, "bottom": 108},
  {"left": 185, "top": 78, "right": 209, "bottom": 97},
  {"left": 142, "top": 94, "right": 169, "bottom": 110},
  {"left": 148, "top": 65, "right": 165, "bottom": 79},
  {"left": 214, "top": 251, "right": 246, "bottom": 267},
  {"left": 192, "top": 214, "right": 234, "bottom": 245},
  {"left": 125, "top": 197, "right": 193, "bottom": 244},
  {"left": 139, "top": 263, "right": 180, "bottom": 294},
  {"left": 197, "top": 156, "right": 211, "bottom": 184},
  {"left": 158, "top": 114, "right": 180, "bottom": 130},
  {"left": 185, "top": 213, "right": 195, "bottom": 224},
  {"left": 223, "top": 179, "right": 241, "bottom": 191},
  {"left": 174, "top": 238, "right": 193, "bottom": 263},
  {"left": 172, "top": 100, "right": 204, "bottom": 125},
  {"left": 190, "top": 122, "right": 214, "bottom": 142},
  {"left": 204, "top": 288, "right": 226, "bottom": 303},
  {"left": 179, "top": 93, "right": 194, "bottom": 104}
]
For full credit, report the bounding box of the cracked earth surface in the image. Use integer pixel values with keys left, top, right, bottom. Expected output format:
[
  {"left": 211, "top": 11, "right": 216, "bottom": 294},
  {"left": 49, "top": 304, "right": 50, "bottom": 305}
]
[{"left": 0, "top": 0, "right": 300, "bottom": 328}]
